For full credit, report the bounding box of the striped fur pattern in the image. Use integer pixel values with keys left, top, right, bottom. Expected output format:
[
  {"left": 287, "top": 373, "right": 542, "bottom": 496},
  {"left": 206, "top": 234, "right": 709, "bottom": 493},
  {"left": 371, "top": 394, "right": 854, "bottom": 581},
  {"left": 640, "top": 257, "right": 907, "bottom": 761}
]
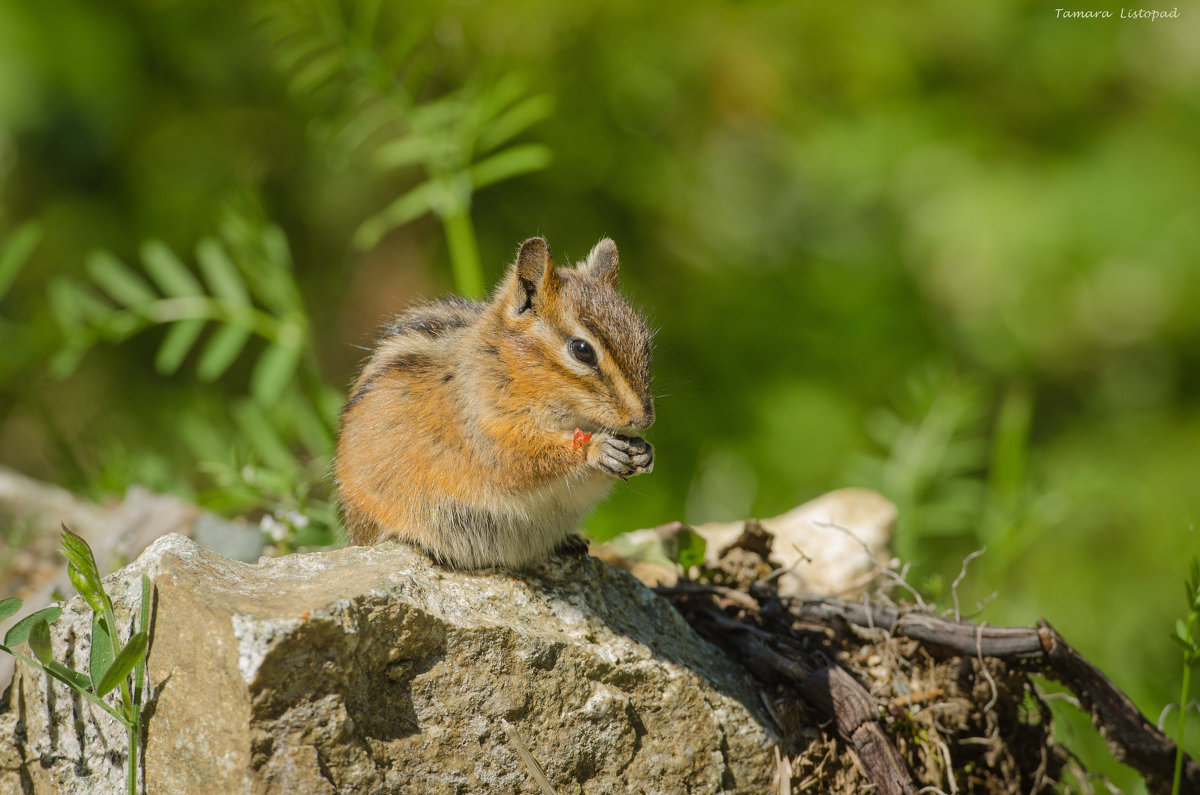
[{"left": 335, "top": 237, "right": 654, "bottom": 569}]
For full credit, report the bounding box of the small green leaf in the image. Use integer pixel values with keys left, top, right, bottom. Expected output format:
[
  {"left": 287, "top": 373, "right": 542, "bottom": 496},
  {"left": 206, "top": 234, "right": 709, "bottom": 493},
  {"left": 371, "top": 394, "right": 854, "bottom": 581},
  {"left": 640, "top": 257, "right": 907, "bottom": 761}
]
[
  {"left": 90, "top": 614, "right": 114, "bottom": 690},
  {"left": 470, "top": 144, "right": 552, "bottom": 190},
  {"left": 1171, "top": 633, "right": 1193, "bottom": 652},
  {"left": 0, "top": 596, "right": 22, "bottom": 623},
  {"left": 27, "top": 619, "right": 52, "bottom": 664},
  {"left": 4, "top": 606, "right": 63, "bottom": 647},
  {"left": 141, "top": 240, "right": 202, "bottom": 297},
  {"left": 251, "top": 341, "right": 303, "bottom": 405},
  {"left": 196, "top": 238, "right": 249, "bottom": 306},
  {"left": 49, "top": 280, "right": 112, "bottom": 331},
  {"left": 0, "top": 221, "right": 42, "bottom": 301},
  {"left": 86, "top": 251, "right": 158, "bottom": 309},
  {"left": 674, "top": 528, "right": 708, "bottom": 570},
  {"left": 95, "top": 632, "right": 148, "bottom": 697},
  {"left": 196, "top": 324, "right": 252, "bottom": 381},
  {"left": 45, "top": 660, "right": 92, "bottom": 692},
  {"left": 155, "top": 318, "right": 206, "bottom": 374}
]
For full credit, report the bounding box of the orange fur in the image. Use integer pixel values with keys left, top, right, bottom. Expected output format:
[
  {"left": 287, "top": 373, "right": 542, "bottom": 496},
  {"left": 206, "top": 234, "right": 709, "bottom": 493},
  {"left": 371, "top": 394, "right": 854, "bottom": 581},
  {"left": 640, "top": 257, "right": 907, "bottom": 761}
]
[{"left": 335, "top": 237, "right": 654, "bottom": 569}]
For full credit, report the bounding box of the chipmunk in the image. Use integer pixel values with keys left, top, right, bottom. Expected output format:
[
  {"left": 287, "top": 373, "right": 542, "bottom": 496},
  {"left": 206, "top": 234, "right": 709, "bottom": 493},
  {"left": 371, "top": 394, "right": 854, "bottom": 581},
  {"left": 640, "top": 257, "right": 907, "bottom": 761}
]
[{"left": 335, "top": 236, "right": 655, "bottom": 569}]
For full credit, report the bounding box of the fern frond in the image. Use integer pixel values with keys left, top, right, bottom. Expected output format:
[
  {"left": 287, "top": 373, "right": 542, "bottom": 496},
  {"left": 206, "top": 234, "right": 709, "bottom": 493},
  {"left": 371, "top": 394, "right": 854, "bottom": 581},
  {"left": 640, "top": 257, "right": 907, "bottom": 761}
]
[
  {"left": 53, "top": 218, "right": 309, "bottom": 405},
  {"left": 254, "top": 0, "right": 554, "bottom": 266}
]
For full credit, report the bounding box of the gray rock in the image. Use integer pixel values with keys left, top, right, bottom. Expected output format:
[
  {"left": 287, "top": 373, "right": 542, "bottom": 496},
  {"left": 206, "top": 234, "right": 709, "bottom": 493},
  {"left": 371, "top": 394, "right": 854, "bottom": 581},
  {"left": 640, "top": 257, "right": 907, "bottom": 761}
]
[{"left": 2, "top": 534, "right": 777, "bottom": 794}]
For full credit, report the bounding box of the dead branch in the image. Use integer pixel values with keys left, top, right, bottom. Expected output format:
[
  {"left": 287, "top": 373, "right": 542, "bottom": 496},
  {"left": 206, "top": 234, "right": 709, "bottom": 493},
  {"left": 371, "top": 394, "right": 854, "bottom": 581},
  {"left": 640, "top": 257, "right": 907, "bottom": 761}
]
[{"left": 779, "top": 596, "right": 1200, "bottom": 794}]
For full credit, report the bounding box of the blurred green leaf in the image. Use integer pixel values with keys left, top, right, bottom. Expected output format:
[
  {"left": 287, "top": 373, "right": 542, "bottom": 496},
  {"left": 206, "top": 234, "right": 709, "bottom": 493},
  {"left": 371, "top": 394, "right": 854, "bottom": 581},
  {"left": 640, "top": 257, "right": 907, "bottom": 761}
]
[
  {"left": 196, "top": 239, "right": 250, "bottom": 306},
  {"left": 476, "top": 94, "right": 554, "bottom": 154},
  {"left": 0, "top": 222, "right": 42, "bottom": 302},
  {"left": 232, "top": 399, "right": 296, "bottom": 472},
  {"left": 289, "top": 49, "right": 344, "bottom": 96},
  {"left": 354, "top": 181, "right": 437, "bottom": 250},
  {"left": 141, "top": 240, "right": 202, "bottom": 297},
  {"left": 674, "top": 527, "right": 707, "bottom": 570},
  {"left": 252, "top": 341, "right": 302, "bottom": 405},
  {"left": 86, "top": 251, "right": 157, "bottom": 309},
  {"left": 197, "top": 324, "right": 252, "bottom": 381},
  {"left": 374, "top": 136, "right": 456, "bottom": 171},
  {"left": 0, "top": 597, "right": 22, "bottom": 624},
  {"left": 471, "top": 144, "right": 552, "bottom": 190},
  {"left": 156, "top": 318, "right": 206, "bottom": 374},
  {"left": 260, "top": 225, "right": 292, "bottom": 272}
]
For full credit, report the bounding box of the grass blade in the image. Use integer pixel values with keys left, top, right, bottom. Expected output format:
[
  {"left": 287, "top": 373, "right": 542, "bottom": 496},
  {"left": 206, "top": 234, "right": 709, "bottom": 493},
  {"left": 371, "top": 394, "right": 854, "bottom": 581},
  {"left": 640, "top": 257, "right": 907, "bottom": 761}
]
[{"left": 134, "top": 574, "right": 151, "bottom": 713}]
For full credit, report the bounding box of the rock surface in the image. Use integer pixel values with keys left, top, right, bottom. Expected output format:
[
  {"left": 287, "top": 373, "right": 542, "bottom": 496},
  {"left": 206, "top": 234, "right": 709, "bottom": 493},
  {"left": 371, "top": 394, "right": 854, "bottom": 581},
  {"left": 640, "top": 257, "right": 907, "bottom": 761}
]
[{"left": 1, "top": 533, "right": 777, "bottom": 794}]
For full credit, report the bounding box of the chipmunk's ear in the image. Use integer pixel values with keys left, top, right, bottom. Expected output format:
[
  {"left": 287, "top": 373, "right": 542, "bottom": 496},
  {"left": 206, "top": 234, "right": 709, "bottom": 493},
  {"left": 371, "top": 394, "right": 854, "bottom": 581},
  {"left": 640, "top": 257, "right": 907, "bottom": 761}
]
[
  {"left": 513, "top": 236, "right": 558, "bottom": 312},
  {"left": 584, "top": 238, "right": 619, "bottom": 287}
]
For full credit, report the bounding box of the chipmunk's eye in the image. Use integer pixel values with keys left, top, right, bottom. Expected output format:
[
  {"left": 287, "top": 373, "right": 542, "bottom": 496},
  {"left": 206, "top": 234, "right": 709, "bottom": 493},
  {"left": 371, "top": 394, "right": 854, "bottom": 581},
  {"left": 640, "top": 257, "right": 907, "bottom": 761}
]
[{"left": 568, "top": 338, "right": 597, "bottom": 366}]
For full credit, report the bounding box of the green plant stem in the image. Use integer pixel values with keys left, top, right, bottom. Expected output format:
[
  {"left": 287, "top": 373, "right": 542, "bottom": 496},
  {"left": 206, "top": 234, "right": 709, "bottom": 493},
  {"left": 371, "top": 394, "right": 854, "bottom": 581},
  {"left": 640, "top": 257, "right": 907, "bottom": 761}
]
[
  {"left": 98, "top": 596, "right": 135, "bottom": 738},
  {"left": 130, "top": 575, "right": 151, "bottom": 795},
  {"left": 127, "top": 720, "right": 137, "bottom": 795},
  {"left": 144, "top": 296, "right": 286, "bottom": 339},
  {"left": 0, "top": 645, "right": 130, "bottom": 725},
  {"left": 442, "top": 210, "right": 484, "bottom": 298},
  {"left": 1174, "top": 658, "right": 1191, "bottom": 795}
]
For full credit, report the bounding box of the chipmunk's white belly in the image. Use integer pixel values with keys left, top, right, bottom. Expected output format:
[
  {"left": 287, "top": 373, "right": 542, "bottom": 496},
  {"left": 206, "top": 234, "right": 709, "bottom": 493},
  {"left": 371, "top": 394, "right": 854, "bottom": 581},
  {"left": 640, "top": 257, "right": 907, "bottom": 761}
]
[{"left": 425, "top": 472, "right": 612, "bottom": 570}]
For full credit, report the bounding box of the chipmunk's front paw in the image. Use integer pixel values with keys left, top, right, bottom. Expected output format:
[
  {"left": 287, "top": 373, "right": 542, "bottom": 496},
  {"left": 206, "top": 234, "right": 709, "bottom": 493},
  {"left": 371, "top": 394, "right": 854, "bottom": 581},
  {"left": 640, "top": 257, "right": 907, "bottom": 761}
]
[{"left": 592, "top": 434, "right": 654, "bottom": 480}]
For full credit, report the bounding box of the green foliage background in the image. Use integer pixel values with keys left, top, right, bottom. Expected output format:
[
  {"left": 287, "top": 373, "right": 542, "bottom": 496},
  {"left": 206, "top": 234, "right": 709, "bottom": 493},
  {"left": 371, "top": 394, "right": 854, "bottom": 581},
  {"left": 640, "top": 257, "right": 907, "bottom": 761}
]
[{"left": 1, "top": 0, "right": 1198, "bottom": 788}]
